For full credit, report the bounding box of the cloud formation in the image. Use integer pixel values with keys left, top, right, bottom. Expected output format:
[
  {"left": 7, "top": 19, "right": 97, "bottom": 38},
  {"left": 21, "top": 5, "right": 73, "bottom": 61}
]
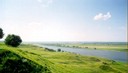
[
  {"left": 94, "top": 12, "right": 111, "bottom": 20},
  {"left": 37, "top": 0, "right": 53, "bottom": 7}
]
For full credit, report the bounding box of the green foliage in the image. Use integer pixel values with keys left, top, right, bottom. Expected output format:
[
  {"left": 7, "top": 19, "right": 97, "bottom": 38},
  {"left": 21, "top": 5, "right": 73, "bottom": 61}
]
[
  {"left": 45, "top": 48, "right": 56, "bottom": 52},
  {"left": 0, "top": 49, "right": 51, "bottom": 73},
  {"left": 5, "top": 34, "right": 22, "bottom": 47},
  {"left": 0, "top": 28, "right": 4, "bottom": 39},
  {"left": 99, "top": 63, "right": 112, "bottom": 70},
  {"left": 57, "top": 48, "right": 61, "bottom": 52}
]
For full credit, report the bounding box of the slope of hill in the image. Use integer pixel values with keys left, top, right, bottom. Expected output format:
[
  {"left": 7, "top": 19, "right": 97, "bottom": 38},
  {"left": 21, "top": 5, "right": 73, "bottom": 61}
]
[{"left": 0, "top": 43, "right": 127, "bottom": 73}]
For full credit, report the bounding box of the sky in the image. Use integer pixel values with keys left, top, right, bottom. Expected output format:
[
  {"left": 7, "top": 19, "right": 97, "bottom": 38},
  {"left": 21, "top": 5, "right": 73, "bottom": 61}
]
[{"left": 0, "top": 0, "right": 127, "bottom": 42}]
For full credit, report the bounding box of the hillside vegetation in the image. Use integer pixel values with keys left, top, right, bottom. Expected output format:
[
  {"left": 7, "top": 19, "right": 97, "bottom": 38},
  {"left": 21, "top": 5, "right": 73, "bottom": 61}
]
[{"left": 0, "top": 43, "right": 128, "bottom": 73}]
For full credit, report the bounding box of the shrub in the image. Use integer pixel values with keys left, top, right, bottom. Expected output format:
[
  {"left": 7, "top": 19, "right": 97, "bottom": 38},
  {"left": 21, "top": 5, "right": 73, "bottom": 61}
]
[
  {"left": 99, "top": 63, "right": 116, "bottom": 72},
  {"left": 5, "top": 34, "right": 22, "bottom": 47},
  {"left": 57, "top": 48, "right": 61, "bottom": 52},
  {"left": 45, "top": 48, "right": 56, "bottom": 52}
]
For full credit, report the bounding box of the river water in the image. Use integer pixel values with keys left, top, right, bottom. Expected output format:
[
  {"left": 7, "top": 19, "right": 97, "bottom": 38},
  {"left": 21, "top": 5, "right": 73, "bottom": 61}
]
[{"left": 35, "top": 44, "right": 128, "bottom": 62}]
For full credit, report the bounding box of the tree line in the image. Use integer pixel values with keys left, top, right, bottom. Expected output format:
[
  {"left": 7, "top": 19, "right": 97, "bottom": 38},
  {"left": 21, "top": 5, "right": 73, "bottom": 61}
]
[{"left": 0, "top": 28, "right": 22, "bottom": 47}]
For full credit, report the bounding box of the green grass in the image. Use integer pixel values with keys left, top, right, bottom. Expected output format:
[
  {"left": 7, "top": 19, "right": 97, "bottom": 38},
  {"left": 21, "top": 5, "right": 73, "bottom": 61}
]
[{"left": 0, "top": 43, "right": 128, "bottom": 73}]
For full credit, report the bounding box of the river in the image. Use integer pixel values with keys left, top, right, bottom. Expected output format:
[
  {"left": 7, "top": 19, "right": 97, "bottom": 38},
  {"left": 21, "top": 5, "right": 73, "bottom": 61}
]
[{"left": 35, "top": 44, "right": 128, "bottom": 62}]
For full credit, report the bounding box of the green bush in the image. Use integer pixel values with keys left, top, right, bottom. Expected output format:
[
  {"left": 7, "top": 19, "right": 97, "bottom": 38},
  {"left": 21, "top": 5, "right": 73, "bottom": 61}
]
[
  {"left": 5, "top": 34, "right": 22, "bottom": 47},
  {"left": 99, "top": 62, "right": 115, "bottom": 72},
  {"left": 45, "top": 48, "right": 56, "bottom": 52},
  {"left": 57, "top": 48, "right": 61, "bottom": 52}
]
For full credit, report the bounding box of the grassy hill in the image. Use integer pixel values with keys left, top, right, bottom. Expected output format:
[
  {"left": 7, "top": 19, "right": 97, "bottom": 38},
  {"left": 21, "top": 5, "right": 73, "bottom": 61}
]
[{"left": 0, "top": 43, "right": 128, "bottom": 73}]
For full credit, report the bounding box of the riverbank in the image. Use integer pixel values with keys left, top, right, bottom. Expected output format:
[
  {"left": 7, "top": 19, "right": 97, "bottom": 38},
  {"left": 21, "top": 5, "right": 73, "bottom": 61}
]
[
  {"left": 41, "top": 42, "right": 128, "bottom": 52},
  {"left": 0, "top": 43, "right": 128, "bottom": 73},
  {"left": 35, "top": 44, "right": 128, "bottom": 62}
]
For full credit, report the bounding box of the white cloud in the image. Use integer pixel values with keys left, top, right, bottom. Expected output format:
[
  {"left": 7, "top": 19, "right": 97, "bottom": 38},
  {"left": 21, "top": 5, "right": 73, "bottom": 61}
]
[
  {"left": 37, "top": 0, "right": 53, "bottom": 7},
  {"left": 94, "top": 12, "right": 111, "bottom": 20}
]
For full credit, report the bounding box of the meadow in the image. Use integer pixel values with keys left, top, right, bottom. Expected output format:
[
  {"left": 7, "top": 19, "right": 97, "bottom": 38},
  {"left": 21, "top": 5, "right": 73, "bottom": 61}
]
[
  {"left": 44, "top": 42, "right": 128, "bottom": 51},
  {"left": 0, "top": 42, "right": 128, "bottom": 73}
]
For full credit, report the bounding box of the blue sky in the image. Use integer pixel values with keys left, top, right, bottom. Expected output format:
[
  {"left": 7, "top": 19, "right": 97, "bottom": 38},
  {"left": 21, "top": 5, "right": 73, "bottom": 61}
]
[{"left": 0, "top": 0, "right": 127, "bottom": 42}]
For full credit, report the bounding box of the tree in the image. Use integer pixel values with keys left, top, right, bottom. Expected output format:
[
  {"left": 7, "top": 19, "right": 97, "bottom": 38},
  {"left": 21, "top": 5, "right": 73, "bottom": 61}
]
[
  {"left": 0, "top": 28, "right": 4, "bottom": 39},
  {"left": 57, "top": 48, "right": 61, "bottom": 52},
  {"left": 5, "top": 34, "right": 22, "bottom": 47}
]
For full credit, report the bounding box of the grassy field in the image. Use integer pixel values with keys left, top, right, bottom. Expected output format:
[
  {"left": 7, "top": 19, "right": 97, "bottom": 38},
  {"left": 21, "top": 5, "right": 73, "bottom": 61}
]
[
  {"left": 46, "top": 42, "right": 128, "bottom": 51},
  {"left": 0, "top": 43, "right": 128, "bottom": 73}
]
